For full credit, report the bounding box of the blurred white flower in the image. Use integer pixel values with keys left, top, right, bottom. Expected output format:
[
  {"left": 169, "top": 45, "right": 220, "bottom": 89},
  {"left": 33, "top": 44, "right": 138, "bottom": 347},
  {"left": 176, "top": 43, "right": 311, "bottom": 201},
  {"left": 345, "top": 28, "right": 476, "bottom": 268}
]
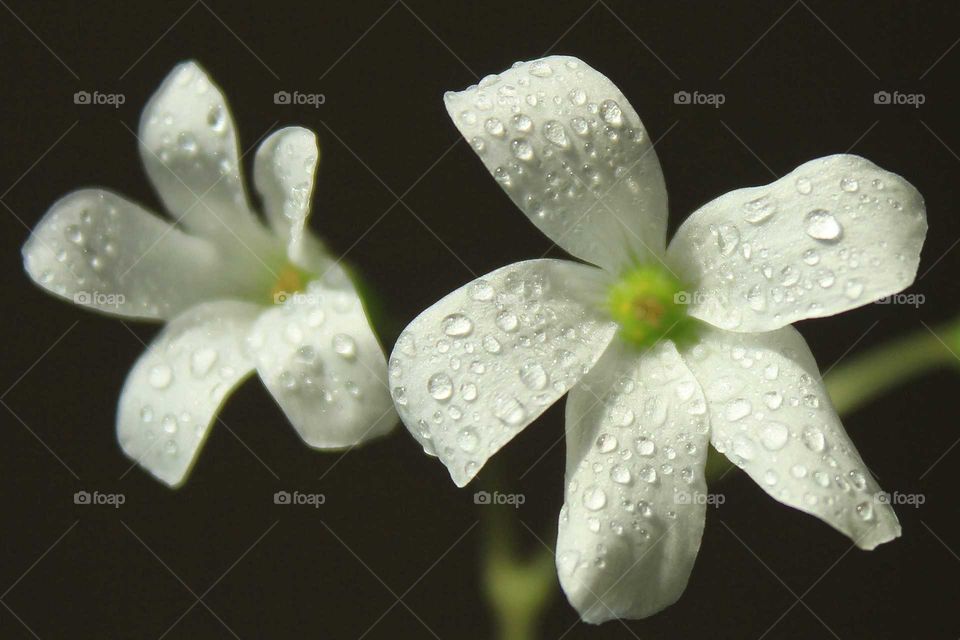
[
  {"left": 23, "top": 62, "right": 395, "bottom": 487},
  {"left": 389, "top": 55, "right": 926, "bottom": 623}
]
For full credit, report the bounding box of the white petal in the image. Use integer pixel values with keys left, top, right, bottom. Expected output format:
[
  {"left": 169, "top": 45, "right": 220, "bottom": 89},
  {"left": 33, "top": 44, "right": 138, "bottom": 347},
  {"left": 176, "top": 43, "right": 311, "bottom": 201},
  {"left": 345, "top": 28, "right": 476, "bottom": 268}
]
[
  {"left": 248, "top": 271, "right": 396, "bottom": 448},
  {"left": 680, "top": 325, "right": 900, "bottom": 549},
  {"left": 22, "top": 189, "right": 256, "bottom": 320},
  {"left": 253, "top": 126, "right": 325, "bottom": 270},
  {"left": 668, "top": 155, "right": 926, "bottom": 332},
  {"left": 117, "top": 300, "right": 260, "bottom": 487},
  {"left": 390, "top": 259, "right": 617, "bottom": 487},
  {"left": 444, "top": 56, "right": 668, "bottom": 274},
  {"left": 139, "top": 61, "right": 274, "bottom": 250},
  {"left": 558, "top": 339, "right": 710, "bottom": 623}
]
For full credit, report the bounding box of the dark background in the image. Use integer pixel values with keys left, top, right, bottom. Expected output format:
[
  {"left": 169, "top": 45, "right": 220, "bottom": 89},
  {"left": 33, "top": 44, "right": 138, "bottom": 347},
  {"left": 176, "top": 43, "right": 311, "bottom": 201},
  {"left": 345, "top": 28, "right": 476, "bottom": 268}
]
[{"left": 2, "top": 1, "right": 959, "bottom": 638}]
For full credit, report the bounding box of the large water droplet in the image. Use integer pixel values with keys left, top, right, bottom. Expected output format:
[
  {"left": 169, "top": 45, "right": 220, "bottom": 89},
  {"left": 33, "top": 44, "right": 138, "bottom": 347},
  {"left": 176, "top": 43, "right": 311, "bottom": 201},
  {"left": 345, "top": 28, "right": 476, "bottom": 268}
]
[
  {"left": 148, "top": 364, "right": 173, "bottom": 389},
  {"left": 443, "top": 313, "right": 474, "bottom": 337},
  {"left": 428, "top": 372, "right": 454, "bottom": 400},
  {"left": 519, "top": 361, "right": 548, "bottom": 390},
  {"left": 332, "top": 333, "right": 357, "bottom": 359},
  {"left": 804, "top": 209, "right": 843, "bottom": 241}
]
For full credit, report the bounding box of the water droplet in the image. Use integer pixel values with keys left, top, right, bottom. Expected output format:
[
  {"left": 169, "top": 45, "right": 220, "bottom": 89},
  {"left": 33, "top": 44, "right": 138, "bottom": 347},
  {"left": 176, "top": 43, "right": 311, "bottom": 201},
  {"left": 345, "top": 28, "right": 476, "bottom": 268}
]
[
  {"left": 796, "top": 177, "right": 813, "bottom": 195},
  {"left": 803, "top": 249, "right": 821, "bottom": 266},
  {"left": 716, "top": 223, "right": 740, "bottom": 256},
  {"left": 148, "top": 364, "right": 173, "bottom": 389},
  {"left": 519, "top": 361, "right": 548, "bottom": 390},
  {"left": 457, "top": 427, "right": 479, "bottom": 452},
  {"left": 484, "top": 117, "right": 505, "bottom": 137},
  {"left": 529, "top": 60, "right": 553, "bottom": 77},
  {"left": 332, "top": 333, "right": 356, "bottom": 359},
  {"left": 639, "top": 467, "right": 658, "bottom": 484},
  {"left": 596, "top": 433, "right": 618, "bottom": 453},
  {"left": 190, "top": 348, "right": 218, "bottom": 378},
  {"left": 443, "top": 313, "right": 474, "bottom": 337},
  {"left": 743, "top": 196, "right": 776, "bottom": 224},
  {"left": 610, "top": 465, "right": 632, "bottom": 484},
  {"left": 461, "top": 382, "right": 478, "bottom": 402},
  {"left": 470, "top": 280, "right": 494, "bottom": 301},
  {"left": 840, "top": 177, "right": 859, "bottom": 192},
  {"left": 583, "top": 486, "right": 607, "bottom": 511},
  {"left": 510, "top": 139, "right": 534, "bottom": 161},
  {"left": 849, "top": 470, "right": 867, "bottom": 490},
  {"left": 428, "top": 372, "right": 454, "bottom": 401},
  {"left": 805, "top": 209, "right": 843, "bottom": 241},
  {"left": 496, "top": 311, "right": 519, "bottom": 332},
  {"left": 635, "top": 437, "right": 655, "bottom": 456},
  {"left": 599, "top": 99, "right": 623, "bottom": 126},
  {"left": 542, "top": 120, "right": 569, "bottom": 148},
  {"left": 207, "top": 104, "right": 226, "bottom": 132},
  {"left": 802, "top": 426, "right": 826, "bottom": 452},
  {"left": 725, "top": 398, "right": 751, "bottom": 421},
  {"left": 844, "top": 279, "right": 864, "bottom": 299},
  {"left": 482, "top": 335, "right": 501, "bottom": 354},
  {"left": 494, "top": 396, "right": 526, "bottom": 426},
  {"left": 763, "top": 391, "right": 783, "bottom": 410},
  {"left": 568, "top": 88, "right": 587, "bottom": 106},
  {"left": 760, "top": 422, "right": 789, "bottom": 450}
]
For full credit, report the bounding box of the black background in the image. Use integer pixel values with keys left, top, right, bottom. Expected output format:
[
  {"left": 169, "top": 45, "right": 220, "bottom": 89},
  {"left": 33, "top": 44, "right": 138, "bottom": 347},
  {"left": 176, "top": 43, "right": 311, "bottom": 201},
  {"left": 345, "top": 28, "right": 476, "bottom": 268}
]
[{"left": 2, "top": 1, "right": 959, "bottom": 638}]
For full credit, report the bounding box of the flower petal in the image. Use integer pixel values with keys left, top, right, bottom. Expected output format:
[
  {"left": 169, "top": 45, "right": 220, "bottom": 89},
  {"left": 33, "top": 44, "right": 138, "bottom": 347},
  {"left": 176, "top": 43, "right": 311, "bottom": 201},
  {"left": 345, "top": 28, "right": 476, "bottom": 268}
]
[
  {"left": 22, "top": 189, "right": 255, "bottom": 319},
  {"left": 117, "top": 300, "right": 260, "bottom": 487},
  {"left": 667, "top": 155, "right": 926, "bottom": 332},
  {"left": 680, "top": 325, "right": 900, "bottom": 549},
  {"left": 390, "top": 259, "right": 617, "bottom": 487},
  {"left": 248, "top": 270, "right": 396, "bottom": 448},
  {"left": 139, "top": 61, "right": 273, "bottom": 250},
  {"left": 558, "top": 339, "right": 711, "bottom": 623},
  {"left": 253, "top": 126, "right": 325, "bottom": 270},
  {"left": 444, "top": 56, "right": 668, "bottom": 274}
]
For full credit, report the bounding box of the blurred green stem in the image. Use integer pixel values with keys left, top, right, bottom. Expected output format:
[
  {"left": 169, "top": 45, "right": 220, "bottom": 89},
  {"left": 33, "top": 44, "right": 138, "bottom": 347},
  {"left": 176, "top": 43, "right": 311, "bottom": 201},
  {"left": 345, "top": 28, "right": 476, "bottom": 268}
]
[{"left": 480, "top": 318, "right": 959, "bottom": 639}]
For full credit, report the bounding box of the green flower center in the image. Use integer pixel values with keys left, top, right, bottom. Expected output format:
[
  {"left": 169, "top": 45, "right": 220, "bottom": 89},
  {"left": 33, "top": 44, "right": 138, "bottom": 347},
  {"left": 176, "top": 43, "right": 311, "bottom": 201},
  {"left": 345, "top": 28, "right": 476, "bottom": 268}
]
[{"left": 606, "top": 263, "right": 699, "bottom": 349}]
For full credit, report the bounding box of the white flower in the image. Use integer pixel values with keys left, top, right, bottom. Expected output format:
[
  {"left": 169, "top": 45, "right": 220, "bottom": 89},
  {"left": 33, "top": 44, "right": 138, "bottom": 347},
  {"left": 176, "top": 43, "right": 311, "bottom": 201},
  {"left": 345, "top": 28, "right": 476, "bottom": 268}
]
[
  {"left": 23, "top": 62, "right": 396, "bottom": 487},
  {"left": 388, "top": 56, "right": 926, "bottom": 623}
]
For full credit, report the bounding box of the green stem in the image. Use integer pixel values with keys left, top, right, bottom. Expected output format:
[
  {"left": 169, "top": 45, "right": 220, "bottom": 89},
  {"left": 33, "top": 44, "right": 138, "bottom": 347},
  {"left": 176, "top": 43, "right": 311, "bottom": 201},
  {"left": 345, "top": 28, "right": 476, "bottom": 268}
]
[
  {"left": 823, "top": 321, "right": 956, "bottom": 414},
  {"left": 481, "top": 318, "right": 960, "bottom": 638}
]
